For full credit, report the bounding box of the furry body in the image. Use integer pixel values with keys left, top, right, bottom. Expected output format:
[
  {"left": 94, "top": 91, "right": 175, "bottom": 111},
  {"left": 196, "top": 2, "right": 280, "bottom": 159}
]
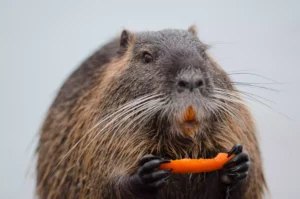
[{"left": 37, "top": 28, "right": 266, "bottom": 199}]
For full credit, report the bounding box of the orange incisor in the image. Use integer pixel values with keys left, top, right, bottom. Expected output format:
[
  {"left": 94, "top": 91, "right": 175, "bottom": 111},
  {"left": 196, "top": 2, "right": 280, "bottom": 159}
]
[
  {"left": 180, "top": 106, "right": 198, "bottom": 136},
  {"left": 183, "top": 106, "right": 196, "bottom": 122}
]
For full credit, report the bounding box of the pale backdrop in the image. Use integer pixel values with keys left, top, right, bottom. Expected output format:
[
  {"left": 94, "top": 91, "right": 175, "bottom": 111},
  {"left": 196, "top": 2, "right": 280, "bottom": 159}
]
[{"left": 1, "top": 0, "right": 299, "bottom": 198}]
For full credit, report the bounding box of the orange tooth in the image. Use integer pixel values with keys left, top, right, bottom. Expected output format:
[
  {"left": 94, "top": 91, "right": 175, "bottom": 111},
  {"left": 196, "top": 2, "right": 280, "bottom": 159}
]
[{"left": 184, "top": 106, "right": 196, "bottom": 122}]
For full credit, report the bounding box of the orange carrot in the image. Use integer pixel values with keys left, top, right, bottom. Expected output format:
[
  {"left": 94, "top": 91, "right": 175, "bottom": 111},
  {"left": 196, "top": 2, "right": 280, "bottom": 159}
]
[{"left": 159, "top": 153, "right": 234, "bottom": 174}]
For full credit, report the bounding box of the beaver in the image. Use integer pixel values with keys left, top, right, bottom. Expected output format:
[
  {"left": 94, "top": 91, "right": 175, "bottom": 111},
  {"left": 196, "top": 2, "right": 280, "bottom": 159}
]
[{"left": 37, "top": 26, "right": 267, "bottom": 199}]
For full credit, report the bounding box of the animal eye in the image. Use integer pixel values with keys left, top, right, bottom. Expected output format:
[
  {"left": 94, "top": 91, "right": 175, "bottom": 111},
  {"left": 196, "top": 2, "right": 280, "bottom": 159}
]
[{"left": 142, "top": 52, "right": 153, "bottom": 63}]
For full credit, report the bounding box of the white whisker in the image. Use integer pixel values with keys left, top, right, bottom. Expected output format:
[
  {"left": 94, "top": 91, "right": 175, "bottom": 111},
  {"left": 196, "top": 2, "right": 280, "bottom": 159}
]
[{"left": 54, "top": 93, "right": 163, "bottom": 171}]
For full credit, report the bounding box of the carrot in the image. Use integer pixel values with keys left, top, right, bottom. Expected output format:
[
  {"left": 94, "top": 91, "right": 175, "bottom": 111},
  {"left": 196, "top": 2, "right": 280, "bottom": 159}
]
[{"left": 159, "top": 153, "right": 234, "bottom": 174}]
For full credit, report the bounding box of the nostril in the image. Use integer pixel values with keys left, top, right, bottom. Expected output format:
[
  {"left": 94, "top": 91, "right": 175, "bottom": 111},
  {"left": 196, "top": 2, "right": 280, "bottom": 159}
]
[
  {"left": 177, "top": 78, "right": 204, "bottom": 92},
  {"left": 178, "top": 80, "right": 189, "bottom": 88},
  {"left": 194, "top": 79, "right": 204, "bottom": 88}
]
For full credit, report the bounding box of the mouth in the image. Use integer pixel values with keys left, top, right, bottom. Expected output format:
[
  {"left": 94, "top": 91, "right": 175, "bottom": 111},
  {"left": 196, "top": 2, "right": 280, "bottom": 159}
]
[{"left": 179, "top": 106, "right": 200, "bottom": 136}]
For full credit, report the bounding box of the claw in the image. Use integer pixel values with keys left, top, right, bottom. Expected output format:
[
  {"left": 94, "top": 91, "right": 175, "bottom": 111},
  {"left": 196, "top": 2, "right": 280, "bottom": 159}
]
[
  {"left": 142, "top": 169, "right": 172, "bottom": 183},
  {"left": 221, "top": 148, "right": 250, "bottom": 185},
  {"left": 227, "top": 144, "right": 243, "bottom": 157},
  {"left": 226, "top": 171, "right": 248, "bottom": 181},
  {"left": 236, "top": 172, "right": 248, "bottom": 180},
  {"left": 139, "top": 154, "right": 161, "bottom": 166},
  {"left": 140, "top": 159, "right": 170, "bottom": 174},
  {"left": 151, "top": 176, "right": 169, "bottom": 188},
  {"left": 225, "top": 162, "right": 250, "bottom": 173},
  {"left": 129, "top": 155, "right": 171, "bottom": 196},
  {"left": 224, "top": 152, "right": 249, "bottom": 167}
]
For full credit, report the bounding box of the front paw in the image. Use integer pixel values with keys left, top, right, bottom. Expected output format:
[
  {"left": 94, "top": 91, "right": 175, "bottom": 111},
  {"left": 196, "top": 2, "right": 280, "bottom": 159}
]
[
  {"left": 129, "top": 154, "right": 171, "bottom": 196},
  {"left": 220, "top": 144, "right": 250, "bottom": 185}
]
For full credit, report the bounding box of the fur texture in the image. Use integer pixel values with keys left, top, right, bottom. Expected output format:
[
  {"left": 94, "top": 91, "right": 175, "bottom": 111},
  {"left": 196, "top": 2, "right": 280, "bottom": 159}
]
[{"left": 37, "top": 28, "right": 266, "bottom": 199}]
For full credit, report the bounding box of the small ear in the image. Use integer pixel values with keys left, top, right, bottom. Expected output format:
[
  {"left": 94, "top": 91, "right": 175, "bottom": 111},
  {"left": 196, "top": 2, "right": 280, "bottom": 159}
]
[
  {"left": 120, "top": 29, "right": 133, "bottom": 48},
  {"left": 188, "top": 24, "right": 198, "bottom": 37}
]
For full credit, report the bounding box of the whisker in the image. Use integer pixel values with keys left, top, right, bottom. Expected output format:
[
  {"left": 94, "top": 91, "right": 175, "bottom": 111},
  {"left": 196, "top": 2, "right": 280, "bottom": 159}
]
[
  {"left": 211, "top": 90, "right": 249, "bottom": 125},
  {"left": 213, "top": 89, "right": 291, "bottom": 120},
  {"left": 92, "top": 99, "right": 167, "bottom": 165},
  {"left": 211, "top": 99, "right": 244, "bottom": 126},
  {"left": 103, "top": 99, "right": 166, "bottom": 149},
  {"left": 212, "top": 93, "right": 247, "bottom": 107},
  {"left": 227, "top": 72, "right": 280, "bottom": 83},
  {"left": 204, "top": 73, "right": 281, "bottom": 93},
  {"left": 213, "top": 88, "right": 276, "bottom": 106},
  {"left": 213, "top": 90, "right": 275, "bottom": 117},
  {"left": 231, "top": 82, "right": 280, "bottom": 92},
  {"left": 212, "top": 101, "right": 248, "bottom": 130},
  {"left": 114, "top": 98, "right": 166, "bottom": 133},
  {"left": 234, "top": 90, "right": 276, "bottom": 104},
  {"left": 112, "top": 103, "right": 164, "bottom": 154},
  {"left": 53, "top": 93, "right": 163, "bottom": 171},
  {"left": 205, "top": 100, "right": 221, "bottom": 119},
  {"left": 76, "top": 97, "right": 166, "bottom": 162},
  {"left": 158, "top": 99, "right": 173, "bottom": 125},
  {"left": 231, "top": 81, "right": 283, "bottom": 85}
]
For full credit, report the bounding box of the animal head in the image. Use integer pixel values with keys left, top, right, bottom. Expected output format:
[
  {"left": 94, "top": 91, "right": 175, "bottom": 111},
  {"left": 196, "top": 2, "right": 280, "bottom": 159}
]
[{"left": 100, "top": 26, "right": 241, "bottom": 144}]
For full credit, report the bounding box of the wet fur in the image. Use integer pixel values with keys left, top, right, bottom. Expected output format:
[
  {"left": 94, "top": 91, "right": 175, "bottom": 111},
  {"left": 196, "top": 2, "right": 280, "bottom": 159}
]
[{"left": 37, "top": 29, "right": 266, "bottom": 198}]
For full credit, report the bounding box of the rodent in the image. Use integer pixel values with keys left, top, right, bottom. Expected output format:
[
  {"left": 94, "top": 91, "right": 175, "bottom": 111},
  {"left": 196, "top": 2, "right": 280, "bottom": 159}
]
[{"left": 37, "top": 26, "right": 267, "bottom": 199}]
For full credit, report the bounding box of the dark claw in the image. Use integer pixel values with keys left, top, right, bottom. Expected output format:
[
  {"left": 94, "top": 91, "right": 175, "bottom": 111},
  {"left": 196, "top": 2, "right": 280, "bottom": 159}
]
[
  {"left": 224, "top": 152, "right": 249, "bottom": 167},
  {"left": 139, "top": 154, "right": 161, "bottom": 166},
  {"left": 225, "top": 162, "right": 250, "bottom": 173},
  {"left": 227, "top": 171, "right": 248, "bottom": 180},
  {"left": 151, "top": 176, "right": 169, "bottom": 188},
  {"left": 221, "top": 170, "right": 249, "bottom": 185},
  {"left": 139, "top": 159, "right": 170, "bottom": 174},
  {"left": 129, "top": 155, "right": 171, "bottom": 196},
  {"left": 236, "top": 172, "right": 248, "bottom": 180},
  {"left": 142, "top": 169, "right": 172, "bottom": 183},
  {"left": 227, "top": 144, "right": 243, "bottom": 157},
  {"left": 221, "top": 145, "right": 250, "bottom": 185}
]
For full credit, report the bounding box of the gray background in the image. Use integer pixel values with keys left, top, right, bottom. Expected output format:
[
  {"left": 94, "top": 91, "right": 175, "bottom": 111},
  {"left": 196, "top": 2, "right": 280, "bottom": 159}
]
[{"left": 1, "top": 0, "right": 299, "bottom": 198}]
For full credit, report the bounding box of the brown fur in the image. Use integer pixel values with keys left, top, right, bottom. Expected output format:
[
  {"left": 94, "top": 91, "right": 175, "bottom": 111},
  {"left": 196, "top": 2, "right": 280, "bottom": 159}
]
[{"left": 37, "top": 29, "right": 266, "bottom": 199}]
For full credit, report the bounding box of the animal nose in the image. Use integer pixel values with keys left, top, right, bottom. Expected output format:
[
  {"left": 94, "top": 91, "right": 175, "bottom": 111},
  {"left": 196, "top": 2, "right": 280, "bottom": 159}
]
[{"left": 177, "top": 78, "right": 204, "bottom": 92}]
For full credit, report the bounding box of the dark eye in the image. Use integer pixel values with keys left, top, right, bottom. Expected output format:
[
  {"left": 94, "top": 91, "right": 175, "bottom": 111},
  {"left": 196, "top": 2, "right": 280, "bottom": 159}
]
[{"left": 143, "top": 52, "right": 153, "bottom": 63}]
